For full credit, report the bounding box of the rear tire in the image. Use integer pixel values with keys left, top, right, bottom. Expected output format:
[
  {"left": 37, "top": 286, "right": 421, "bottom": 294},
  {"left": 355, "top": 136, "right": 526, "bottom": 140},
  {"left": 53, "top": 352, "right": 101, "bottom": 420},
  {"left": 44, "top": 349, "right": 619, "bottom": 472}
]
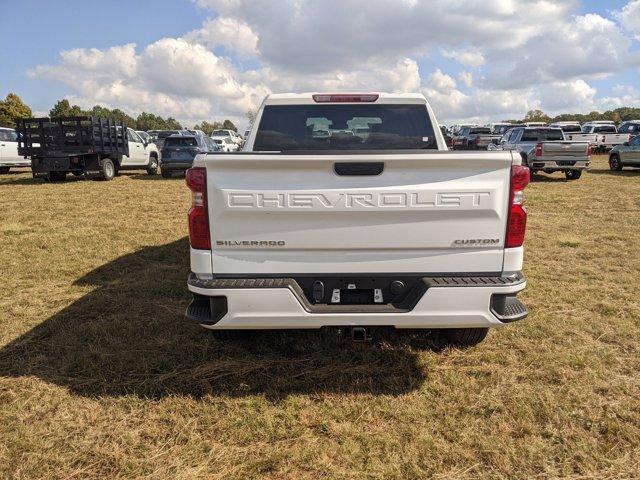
[
  {"left": 0, "top": 167, "right": 10, "bottom": 174},
  {"left": 100, "top": 159, "right": 115, "bottom": 181},
  {"left": 146, "top": 155, "right": 158, "bottom": 175},
  {"left": 609, "top": 154, "right": 623, "bottom": 171},
  {"left": 48, "top": 171, "right": 67, "bottom": 182},
  {"left": 565, "top": 170, "right": 582, "bottom": 180},
  {"left": 441, "top": 328, "right": 488, "bottom": 348},
  {"left": 161, "top": 169, "right": 172, "bottom": 178}
]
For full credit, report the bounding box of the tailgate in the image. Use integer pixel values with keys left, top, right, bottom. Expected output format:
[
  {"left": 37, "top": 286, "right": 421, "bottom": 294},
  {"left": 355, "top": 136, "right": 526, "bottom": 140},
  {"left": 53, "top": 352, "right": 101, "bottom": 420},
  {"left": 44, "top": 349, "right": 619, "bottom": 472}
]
[
  {"left": 542, "top": 141, "right": 588, "bottom": 158},
  {"left": 201, "top": 151, "right": 515, "bottom": 274}
]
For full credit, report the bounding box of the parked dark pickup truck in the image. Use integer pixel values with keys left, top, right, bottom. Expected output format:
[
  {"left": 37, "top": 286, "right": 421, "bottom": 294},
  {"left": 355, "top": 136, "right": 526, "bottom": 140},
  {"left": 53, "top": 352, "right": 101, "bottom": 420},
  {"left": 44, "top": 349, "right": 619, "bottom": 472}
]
[{"left": 451, "top": 127, "right": 499, "bottom": 150}]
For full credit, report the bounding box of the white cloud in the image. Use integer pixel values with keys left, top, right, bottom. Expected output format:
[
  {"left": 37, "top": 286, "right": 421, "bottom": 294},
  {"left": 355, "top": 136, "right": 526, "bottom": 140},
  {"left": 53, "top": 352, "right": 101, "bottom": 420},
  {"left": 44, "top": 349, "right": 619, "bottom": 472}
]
[
  {"left": 614, "top": 0, "right": 640, "bottom": 40},
  {"left": 483, "top": 13, "right": 640, "bottom": 89},
  {"left": 193, "top": 0, "right": 574, "bottom": 72},
  {"left": 29, "top": 38, "right": 267, "bottom": 126},
  {"left": 537, "top": 79, "right": 597, "bottom": 111},
  {"left": 26, "top": 0, "right": 640, "bottom": 127},
  {"left": 183, "top": 16, "right": 258, "bottom": 56},
  {"left": 422, "top": 69, "right": 532, "bottom": 123},
  {"left": 598, "top": 85, "right": 640, "bottom": 110},
  {"left": 442, "top": 48, "right": 485, "bottom": 68},
  {"left": 458, "top": 71, "right": 473, "bottom": 87},
  {"left": 29, "top": 44, "right": 138, "bottom": 83}
]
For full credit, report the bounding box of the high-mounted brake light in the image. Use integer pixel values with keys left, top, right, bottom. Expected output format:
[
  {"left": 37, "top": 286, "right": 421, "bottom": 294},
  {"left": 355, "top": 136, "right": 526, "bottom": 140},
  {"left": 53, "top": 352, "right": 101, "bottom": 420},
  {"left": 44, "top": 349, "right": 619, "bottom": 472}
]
[
  {"left": 534, "top": 143, "right": 543, "bottom": 157},
  {"left": 312, "top": 94, "right": 379, "bottom": 103},
  {"left": 186, "top": 167, "right": 211, "bottom": 250},
  {"left": 505, "top": 165, "right": 530, "bottom": 248}
]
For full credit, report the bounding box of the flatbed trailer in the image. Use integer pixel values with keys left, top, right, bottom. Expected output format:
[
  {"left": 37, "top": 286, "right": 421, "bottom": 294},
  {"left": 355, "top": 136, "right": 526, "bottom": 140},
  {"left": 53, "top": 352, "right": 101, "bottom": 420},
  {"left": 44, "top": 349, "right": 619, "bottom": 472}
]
[{"left": 16, "top": 116, "right": 129, "bottom": 181}]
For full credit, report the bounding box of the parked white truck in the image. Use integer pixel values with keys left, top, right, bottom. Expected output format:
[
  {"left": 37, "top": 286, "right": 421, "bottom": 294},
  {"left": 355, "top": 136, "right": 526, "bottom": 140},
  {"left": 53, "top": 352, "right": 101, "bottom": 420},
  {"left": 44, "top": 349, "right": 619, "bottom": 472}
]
[
  {"left": 184, "top": 93, "right": 530, "bottom": 346},
  {"left": 0, "top": 127, "right": 31, "bottom": 174},
  {"left": 565, "top": 123, "right": 631, "bottom": 152}
]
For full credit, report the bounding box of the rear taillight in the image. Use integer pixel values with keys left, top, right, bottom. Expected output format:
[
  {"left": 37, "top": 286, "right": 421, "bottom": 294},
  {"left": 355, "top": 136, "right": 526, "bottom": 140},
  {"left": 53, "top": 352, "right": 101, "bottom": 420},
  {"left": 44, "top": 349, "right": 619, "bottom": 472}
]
[
  {"left": 587, "top": 144, "right": 592, "bottom": 156},
  {"left": 534, "top": 143, "right": 543, "bottom": 157},
  {"left": 186, "top": 167, "right": 211, "bottom": 250},
  {"left": 505, "top": 165, "right": 530, "bottom": 248},
  {"left": 475, "top": 136, "right": 481, "bottom": 145},
  {"left": 312, "top": 94, "right": 379, "bottom": 103}
]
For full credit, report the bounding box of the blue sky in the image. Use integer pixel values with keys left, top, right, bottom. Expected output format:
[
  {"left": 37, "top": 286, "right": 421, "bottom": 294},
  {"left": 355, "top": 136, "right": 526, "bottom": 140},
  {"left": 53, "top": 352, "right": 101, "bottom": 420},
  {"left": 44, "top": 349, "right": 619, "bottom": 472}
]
[{"left": 1, "top": 0, "right": 639, "bottom": 126}]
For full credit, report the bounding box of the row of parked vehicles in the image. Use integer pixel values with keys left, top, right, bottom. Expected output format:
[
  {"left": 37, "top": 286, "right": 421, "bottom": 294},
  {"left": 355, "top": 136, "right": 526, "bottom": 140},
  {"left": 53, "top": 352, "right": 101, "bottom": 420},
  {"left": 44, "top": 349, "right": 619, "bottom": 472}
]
[
  {"left": 0, "top": 118, "right": 245, "bottom": 181},
  {"left": 444, "top": 120, "right": 640, "bottom": 180}
]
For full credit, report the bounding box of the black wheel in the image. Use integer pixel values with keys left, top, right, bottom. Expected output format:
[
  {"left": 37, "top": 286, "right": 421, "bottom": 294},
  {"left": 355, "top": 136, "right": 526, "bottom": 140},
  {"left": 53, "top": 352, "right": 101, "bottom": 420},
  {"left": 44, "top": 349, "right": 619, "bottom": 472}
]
[
  {"left": 99, "top": 159, "right": 115, "bottom": 181},
  {"left": 565, "top": 170, "right": 582, "bottom": 180},
  {"left": 161, "top": 169, "right": 172, "bottom": 178},
  {"left": 48, "top": 171, "right": 67, "bottom": 182},
  {"left": 609, "top": 154, "right": 623, "bottom": 171},
  {"left": 441, "top": 328, "right": 488, "bottom": 348},
  {"left": 146, "top": 155, "right": 159, "bottom": 175},
  {"left": 0, "top": 166, "right": 10, "bottom": 174}
]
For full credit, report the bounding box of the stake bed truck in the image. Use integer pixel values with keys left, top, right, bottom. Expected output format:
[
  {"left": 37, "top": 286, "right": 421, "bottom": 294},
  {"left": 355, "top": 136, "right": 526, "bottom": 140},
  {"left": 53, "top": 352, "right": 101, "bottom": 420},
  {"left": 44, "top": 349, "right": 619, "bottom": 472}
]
[
  {"left": 16, "top": 116, "right": 159, "bottom": 181},
  {"left": 184, "top": 93, "right": 530, "bottom": 346}
]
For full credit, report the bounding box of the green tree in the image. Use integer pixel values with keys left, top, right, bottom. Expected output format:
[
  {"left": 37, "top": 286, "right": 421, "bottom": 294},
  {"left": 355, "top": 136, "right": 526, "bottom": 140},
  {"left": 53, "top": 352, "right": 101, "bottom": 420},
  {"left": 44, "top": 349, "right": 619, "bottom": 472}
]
[
  {"left": 164, "top": 117, "right": 182, "bottom": 130},
  {"left": 49, "top": 99, "right": 85, "bottom": 118},
  {"left": 193, "top": 121, "right": 220, "bottom": 135},
  {"left": 136, "top": 112, "right": 164, "bottom": 131},
  {"left": 523, "top": 109, "right": 551, "bottom": 123},
  {"left": 193, "top": 119, "right": 238, "bottom": 135},
  {"left": 0, "top": 93, "right": 33, "bottom": 128},
  {"left": 221, "top": 119, "right": 237, "bottom": 132}
]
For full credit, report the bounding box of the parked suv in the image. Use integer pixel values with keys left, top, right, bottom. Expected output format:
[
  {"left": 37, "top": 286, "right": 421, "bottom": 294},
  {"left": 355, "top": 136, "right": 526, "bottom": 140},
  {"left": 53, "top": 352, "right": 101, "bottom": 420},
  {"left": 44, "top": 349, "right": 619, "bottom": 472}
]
[
  {"left": 149, "top": 130, "right": 181, "bottom": 149},
  {"left": 160, "top": 134, "right": 218, "bottom": 178},
  {"left": 451, "top": 126, "right": 495, "bottom": 150},
  {"left": 609, "top": 135, "right": 640, "bottom": 171}
]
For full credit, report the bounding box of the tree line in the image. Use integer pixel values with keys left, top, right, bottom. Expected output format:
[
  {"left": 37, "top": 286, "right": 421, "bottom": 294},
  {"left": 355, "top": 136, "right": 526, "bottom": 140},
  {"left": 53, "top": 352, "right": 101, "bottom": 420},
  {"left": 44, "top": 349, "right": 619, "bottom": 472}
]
[
  {"left": 3, "top": 92, "right": 639, "bottom": 132},
  {"left": 0, "top": 93, "right": 237, "bottom": 133},
  {"left": 504, "top": 108, "right": 640, "bottom": 125}
]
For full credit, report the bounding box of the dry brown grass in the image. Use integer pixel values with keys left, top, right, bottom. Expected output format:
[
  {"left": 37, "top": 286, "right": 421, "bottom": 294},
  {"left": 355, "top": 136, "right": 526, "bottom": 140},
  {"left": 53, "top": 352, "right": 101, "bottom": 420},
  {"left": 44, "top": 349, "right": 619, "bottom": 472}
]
[{"left": 0, "top": 157, "right": 639, "bottom": 479}]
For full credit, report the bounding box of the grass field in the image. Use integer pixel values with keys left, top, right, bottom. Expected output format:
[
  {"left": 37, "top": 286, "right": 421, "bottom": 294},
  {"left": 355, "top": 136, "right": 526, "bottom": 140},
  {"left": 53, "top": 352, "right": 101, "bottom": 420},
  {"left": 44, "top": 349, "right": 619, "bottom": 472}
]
[{"left": 0, "top": 156, "right": 639, "bottom": 479}]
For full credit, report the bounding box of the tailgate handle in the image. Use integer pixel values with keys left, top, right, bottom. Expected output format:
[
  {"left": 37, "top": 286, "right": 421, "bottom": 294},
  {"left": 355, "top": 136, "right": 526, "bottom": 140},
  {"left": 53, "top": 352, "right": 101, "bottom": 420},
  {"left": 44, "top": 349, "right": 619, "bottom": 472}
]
[{"left": 334, "top": 162, "right": 384, "bottom": 176}]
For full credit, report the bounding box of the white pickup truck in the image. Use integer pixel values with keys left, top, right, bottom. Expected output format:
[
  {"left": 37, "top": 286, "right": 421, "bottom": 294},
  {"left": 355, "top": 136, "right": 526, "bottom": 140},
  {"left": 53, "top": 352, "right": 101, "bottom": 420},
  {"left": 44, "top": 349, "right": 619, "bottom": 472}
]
[
  {"left": 184, "top": 93, "right": 530, "bottom": 346},
  {"left": 565, "top": 123, "right": 631, "bottom": 152},
  {"left": 0, "top": 127, "right": 31, "bottom": 174}
]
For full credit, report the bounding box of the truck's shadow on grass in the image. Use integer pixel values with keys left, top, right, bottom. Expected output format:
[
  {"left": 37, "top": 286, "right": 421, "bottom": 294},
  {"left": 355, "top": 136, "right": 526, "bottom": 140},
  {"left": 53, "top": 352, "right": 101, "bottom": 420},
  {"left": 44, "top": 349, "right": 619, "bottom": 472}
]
[
  {"left": 587, "top": 169, "right": 639, "bottom": 177},
  {"left": 0, "top": 238, "right": 429, "bottom": 400}
]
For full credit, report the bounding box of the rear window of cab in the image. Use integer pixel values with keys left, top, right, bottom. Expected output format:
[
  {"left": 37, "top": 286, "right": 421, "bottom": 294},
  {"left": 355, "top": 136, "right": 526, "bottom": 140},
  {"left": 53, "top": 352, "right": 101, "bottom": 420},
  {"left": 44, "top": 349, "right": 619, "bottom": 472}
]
[{"left": 254, "top": 104, "right": 437, "bottom": 151}]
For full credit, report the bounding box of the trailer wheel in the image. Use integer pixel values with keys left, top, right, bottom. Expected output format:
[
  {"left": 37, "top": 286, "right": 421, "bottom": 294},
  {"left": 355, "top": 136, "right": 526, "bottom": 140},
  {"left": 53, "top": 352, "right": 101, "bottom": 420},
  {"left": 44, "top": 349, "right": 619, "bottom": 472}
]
[
  {"left": 49, "top": 171, "right": 67, "bottom": 182},
  {"left": 441, "top": 328, "right": 488, "bottom": 348},
  {"left": 565, "top": 170, "right": 582, "bottom": 180},
  {"left": 146, "top": 155, "right": 159, "bottom": 175},
  {"left": 100, "top": 159, "right": 116, "bottom": 181},
  {"left": 161, "top": 169, "right": 172, "bottom": 178}
]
